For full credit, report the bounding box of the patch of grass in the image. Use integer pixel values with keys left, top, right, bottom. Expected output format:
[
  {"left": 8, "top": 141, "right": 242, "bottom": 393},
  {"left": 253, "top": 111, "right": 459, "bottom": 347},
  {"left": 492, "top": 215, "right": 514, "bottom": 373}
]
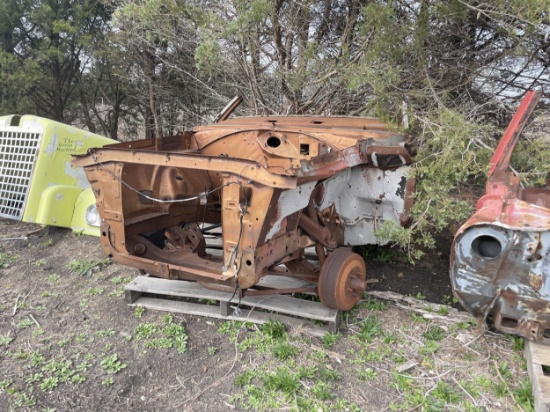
[
  {"left": 109, "top": 288, "right": 124, "bottom": 297},
  {"left": 47, "top": 273, "right": 59, "bottom": 283},
  {"left": 96, "top": 328, "right": 115, "bottom": 338},
  {"left": 207, "top": 346, "right": 217, "bottom": 355},
  {"left": 443, "top": 294, "right": 459, "bottom": 305},
  {"left": 102, "top": 377, "right": 114, "bottom": 385},
  {"left": 29, "top": 350, "right": 46, "bottom": 367},
  {"left": 318, "top": 365, "right": 341, "bottom": 381},
  {"left": 360, "top": 298, "right": 387, "bottom": 311},
  {"left": 423, "top": 325, "right": 446, "bottom": 342},
  {"left": 111, "top": 275, "right": 133, "bottom": 285},
  {"left": 419, "top": 340, "right": 441, "bottom": 355},
  {"left": 506, "top": 334, "right": 525, "bottom": 352},
  {"left": 0, "top": 333, "right": 13, "bottom": 346},
  {"left": 235, "top": 370, "right": 255, "bottom": 387},
  {"left": 13, "top": 391, "right": 35, "bottom": 407},
  {"left": 260, "top": 320, "right": 286, "bottom": 340},
  {"left": 67, "top": 258, "right": 110, "bottom": 276},
  {"left": 357, "top": 367, "right": 378, "bottom": 381},
  {"left": 262, "top": 367, "right": 301, "bottom": 396},
  {"left": 358, "top": 244, "right": 400, "bottom": 265},
  {"left": 17, "top": 317, "right": 34, "bottom": 329},
  {"left": 40, "top": 239, "right": 53, "bottom": 247},
  {"left": 135, "top": 317, "right": 188, "bottom": 353},
  {"left": 134, "top": 306, "right": 146, "bottom": 318},
  {"left": 322, "top": 332, "right": 340, "bottom": 348},
  {"left": 87, "top": 287, "right": 104, "bottom": 296},
  {"left": 272, "top": 342, "right": 299, "bottom": 360},
  {"left": 311, "top": 381, "right": 334, "bottom": 401},
  {"left": 0, "top": 252, "right": 18, "bottom": 268},
  {"left": 0, "top": 378, "right": 13, "bottom": 389},
  {"left": 411, "top": 313, "right": 429, "bottom": 323},
  {"left": 40, "top": 376, "right": 59, "bottom": 391},
  {"left": 26, "top": 373, "right": 43, "bottom": 384},
  {"left": 437, "top": 306, "right": 450, "bottom": 316},
  {"left": 198, "top": 298, "right": 217, "bottom": 305},
  {"left": 101, "top": 354, "right": 127, "bottom": 374},
  {"left": 357, "top": 316, "right": 382, "bottom": 342},
  {"left": 512, "top": 379, "right": 535, "bottom": 410}
]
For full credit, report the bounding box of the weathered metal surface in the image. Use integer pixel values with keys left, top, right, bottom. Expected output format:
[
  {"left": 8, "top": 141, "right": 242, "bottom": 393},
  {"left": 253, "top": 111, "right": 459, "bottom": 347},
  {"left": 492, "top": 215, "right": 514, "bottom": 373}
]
[
  {"left": 451, "top": 90, "right": 550, "bottom": 343},
  {"left": 318, "top": 248, "right": 367, "bottom": 311},
  {"left": 73, "top": 100, "right": 414, "bottom": 310}
]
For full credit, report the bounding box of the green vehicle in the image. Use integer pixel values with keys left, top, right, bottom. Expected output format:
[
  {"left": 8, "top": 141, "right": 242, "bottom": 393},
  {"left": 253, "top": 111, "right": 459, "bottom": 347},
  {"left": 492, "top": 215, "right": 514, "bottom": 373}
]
[{"left": 0, "top": 115, "right": 116, "bottom": 236}]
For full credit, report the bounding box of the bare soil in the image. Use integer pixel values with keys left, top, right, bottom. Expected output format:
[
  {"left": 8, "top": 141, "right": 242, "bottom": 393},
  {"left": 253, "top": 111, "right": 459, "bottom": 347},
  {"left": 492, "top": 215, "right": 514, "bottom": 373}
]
[{"left": 0, "top": 219, "right": 533, "bottom": 411}]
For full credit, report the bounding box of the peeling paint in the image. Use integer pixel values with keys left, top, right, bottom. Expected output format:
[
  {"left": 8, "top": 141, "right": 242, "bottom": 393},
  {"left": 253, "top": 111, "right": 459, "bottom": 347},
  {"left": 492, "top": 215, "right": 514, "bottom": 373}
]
[{"left": 451, "top": 91, "right": 550, "bottom": 344}]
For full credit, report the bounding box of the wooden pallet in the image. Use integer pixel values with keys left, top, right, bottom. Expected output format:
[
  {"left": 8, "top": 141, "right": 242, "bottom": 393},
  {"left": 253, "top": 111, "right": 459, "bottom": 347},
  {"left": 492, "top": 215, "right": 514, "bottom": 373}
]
[
  {"left": 124, "top": 275, "right": 340, "bottom": 337},
  {"left": 525, "top": 340, "right": 550, "bottom": 412}
]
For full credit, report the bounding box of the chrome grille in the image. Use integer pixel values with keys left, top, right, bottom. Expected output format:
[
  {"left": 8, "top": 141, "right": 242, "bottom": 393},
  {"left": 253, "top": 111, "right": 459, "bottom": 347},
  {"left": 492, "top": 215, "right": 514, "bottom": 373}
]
[{"left": 0, "top": 131, "right": 41, "bottom": 220}]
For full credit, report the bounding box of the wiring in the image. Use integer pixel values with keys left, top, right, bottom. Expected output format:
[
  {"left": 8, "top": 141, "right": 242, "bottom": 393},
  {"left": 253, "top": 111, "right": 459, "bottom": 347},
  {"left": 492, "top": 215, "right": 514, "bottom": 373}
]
[
  {"left": 92, "top": 155, "right": 249, "bottom": 313},
  {"left": 90, "top": 155, "right": 241, "bottom": 204},
  {"left": 227, "top": 184, "right": 248, "bottom": 313}
]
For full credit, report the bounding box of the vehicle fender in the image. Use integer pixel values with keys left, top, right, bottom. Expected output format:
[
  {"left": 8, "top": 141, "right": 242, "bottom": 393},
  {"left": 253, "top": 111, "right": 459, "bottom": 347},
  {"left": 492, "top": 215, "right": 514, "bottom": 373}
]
[{"left": 35, "top": 185, "right": 82, "bottom": 227}]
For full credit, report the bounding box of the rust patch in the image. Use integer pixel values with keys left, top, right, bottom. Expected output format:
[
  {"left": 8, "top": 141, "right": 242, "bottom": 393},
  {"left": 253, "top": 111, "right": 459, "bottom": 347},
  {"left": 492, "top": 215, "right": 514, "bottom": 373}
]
[
  {"left": 73, "top": 97, "right": 414, "bottom": 310},
  {"left": 451, "top": 90, "right": 550, "bottom": 344}
]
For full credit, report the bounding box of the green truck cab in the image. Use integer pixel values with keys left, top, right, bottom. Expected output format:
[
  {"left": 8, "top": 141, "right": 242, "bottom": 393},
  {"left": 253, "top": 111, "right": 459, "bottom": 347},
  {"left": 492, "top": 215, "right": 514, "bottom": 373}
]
[{"left": 0, "top": 115, "right": 116, "bottom": 235}]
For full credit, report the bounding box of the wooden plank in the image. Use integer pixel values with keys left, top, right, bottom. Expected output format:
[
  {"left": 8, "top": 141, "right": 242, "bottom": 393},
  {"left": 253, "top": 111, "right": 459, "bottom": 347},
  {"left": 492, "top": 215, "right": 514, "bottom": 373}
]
[
  {"left": 524, "top": 340, "right": 550, "bottom": 412},
  {"left": 256, "top": 275, "right": 311, "bottom": 290},
  {"left": 130, "top": 296, "right": 330, "bottom": 337},
  {"left": 125, "top": 276, "right": 338, "bottom": 323},
  {"left": 529, "top": 341, "right": 550, "bottom": 366}
]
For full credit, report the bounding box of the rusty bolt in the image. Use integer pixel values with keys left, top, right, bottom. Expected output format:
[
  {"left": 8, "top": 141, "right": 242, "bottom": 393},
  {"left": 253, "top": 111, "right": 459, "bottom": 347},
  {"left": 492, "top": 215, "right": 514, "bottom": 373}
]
[{"left": 133, "top": 243, "right": 147, "bottom": 255}]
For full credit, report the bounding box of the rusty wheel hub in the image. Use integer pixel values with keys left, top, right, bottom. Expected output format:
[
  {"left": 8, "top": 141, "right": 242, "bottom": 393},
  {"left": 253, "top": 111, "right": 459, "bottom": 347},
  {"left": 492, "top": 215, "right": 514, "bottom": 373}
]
[{"left": 318, "top": 248, "right": 366, "bottom": 311}]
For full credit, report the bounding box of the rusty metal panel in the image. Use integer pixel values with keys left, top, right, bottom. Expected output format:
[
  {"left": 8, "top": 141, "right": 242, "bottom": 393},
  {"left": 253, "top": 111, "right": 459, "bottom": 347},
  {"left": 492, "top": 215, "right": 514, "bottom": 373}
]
[
  {"left": 73, "top": 99, "right": 415, "bottom": 311},
  {"left": 451, "top": 90, "right": 550, "bottom": 343}
]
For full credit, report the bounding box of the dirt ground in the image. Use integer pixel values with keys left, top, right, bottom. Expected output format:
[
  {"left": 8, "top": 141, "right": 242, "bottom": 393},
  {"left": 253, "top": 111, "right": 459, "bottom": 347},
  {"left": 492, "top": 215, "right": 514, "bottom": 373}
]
[{"left": 0, "top": 219, "right": 533, "bottom": 411}]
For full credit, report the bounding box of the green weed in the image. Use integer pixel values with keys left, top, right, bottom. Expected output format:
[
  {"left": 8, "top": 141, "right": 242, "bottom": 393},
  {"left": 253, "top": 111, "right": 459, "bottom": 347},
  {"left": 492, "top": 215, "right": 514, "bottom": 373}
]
[
  {"left": 360, "top": 298, "right": 387, "bottom": 311},
  {"left": 13, "top": 391, "right": 35, "bottom": 407},
  {"left": 0, "top": 333, "right": 13, "bottom": 346},
  {"left": 32, "top": 258, "right": 47, "bottom": 266},
  {"left": 134, "top": 306, "right": 146, "bottom": 318},
  {"left": 40, "top": 239, "right": 53, "bottom": 247},
  {"left": 419, "top": 340, "right": 441, "bottom": 355},
  {"left": 18, "top": 317, "right": 34, "bottom": 329},
  {"left": 262, "top": 367, "right": 301, "bottom": 396},
  {"left": 357, "top": 316, "right": 382, "bottom": 342},
  {"left": 86, "top": 287, "right": 104, "bottom": 296},
  {"left": 0, "top": 252, "right": 17, "bottom": 268},
  {"left": 437, "top": 306, "right": 450, "bottom": 316},
  {"left": 67, "top": 258, "right": 110, "bottom": 276},
  {"left": 235, "top": 370, "right": 255, "bottom": 387},
  {"left": 102, "top": 377, "right": 114, "bottom": 385},
  {"left": 0, "top": 379, "right": 13, "bottom": 389},
  {"left": 101, "top": 354, "right": 127, "bottom": 374},
  {"left": 272, "top": 342, "right": 299, "bottom": 360},
  {"left": 96, "top": 328, "right": 115, "bottom": 338},
  {"left": 40, "top": 376, "right": 59, "bottom": 391},
  {"left": 423, "top": 325, "right": 446, "bottom": 342},
  {"left": 322, "top": 332, "right": 340, "bottom": 348}
]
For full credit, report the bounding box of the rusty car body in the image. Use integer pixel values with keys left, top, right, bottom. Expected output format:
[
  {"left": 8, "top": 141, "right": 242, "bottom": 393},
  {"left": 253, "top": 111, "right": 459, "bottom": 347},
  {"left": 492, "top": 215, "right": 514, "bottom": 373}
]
[
  {"left": 451, "top": 90, "right": 550, "bottom": 343},
  {"left": 73, "top": 97, "right": 414, "bottom": 311}
]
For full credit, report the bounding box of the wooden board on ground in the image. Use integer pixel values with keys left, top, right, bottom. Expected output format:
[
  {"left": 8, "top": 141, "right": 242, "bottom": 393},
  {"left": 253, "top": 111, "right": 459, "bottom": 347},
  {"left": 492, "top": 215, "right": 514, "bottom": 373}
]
[
  {"left": 124, "top": 275, "right": 340, "bottom": 337},
  {"left": 525, "top": 340, "right": 550, "bottom": 412}
]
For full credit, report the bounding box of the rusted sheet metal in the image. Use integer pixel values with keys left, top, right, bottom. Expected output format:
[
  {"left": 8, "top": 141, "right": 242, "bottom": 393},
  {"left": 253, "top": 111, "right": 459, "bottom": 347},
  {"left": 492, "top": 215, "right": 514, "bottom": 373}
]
[
  {"left": 73, "top": 99, "right": 414, "bottom": 310},
  {"left": 451, "top": 90, "right": 550, "bottom": 343}
]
